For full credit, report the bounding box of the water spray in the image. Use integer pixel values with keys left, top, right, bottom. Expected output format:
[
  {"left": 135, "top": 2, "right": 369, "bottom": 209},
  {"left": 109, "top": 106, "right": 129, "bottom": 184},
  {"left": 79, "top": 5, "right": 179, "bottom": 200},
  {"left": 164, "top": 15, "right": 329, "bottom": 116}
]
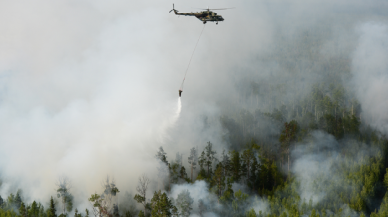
[{"left": 156, "top": 97, "right": 182, "bottom": 144}]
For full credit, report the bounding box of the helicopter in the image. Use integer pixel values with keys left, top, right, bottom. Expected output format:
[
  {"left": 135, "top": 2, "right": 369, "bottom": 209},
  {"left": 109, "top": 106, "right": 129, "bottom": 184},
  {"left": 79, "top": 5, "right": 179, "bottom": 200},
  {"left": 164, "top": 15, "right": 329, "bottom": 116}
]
[{"left": 169, "top": 4, "right": 234, "bottom": 24}]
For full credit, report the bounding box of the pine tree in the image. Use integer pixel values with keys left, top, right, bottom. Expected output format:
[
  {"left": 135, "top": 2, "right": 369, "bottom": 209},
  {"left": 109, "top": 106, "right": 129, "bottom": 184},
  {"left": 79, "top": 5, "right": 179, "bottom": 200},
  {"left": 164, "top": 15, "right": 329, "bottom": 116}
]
[
  {"left": 246, "top": 209, "right": 257, "bottom": 217},
  {"left": 198, "top": 151, "right": 206, "bottom": 171},
  {"left": 241, "top": 149, "right": 255, "bottom": 181},
  {"left": 310, "top": 209, "right": 317, "bottom": 217},
  {"left": 279, "top": 120, "right": 299, "bottom": 174},
  {"left": 212, "top": 163, "right": 225, "bottom": 197},
  {"left": 155, "top": 147, "right": 168, "bottom": 165},
  {"left": 14, "top": 191, "right": 22, "bottom": 209},
  {"left": 124, "top": 210, "right": 135, "bottom": 217},
  {"left": 219, "top": 178, "right": 234, "bottom": 204},
  {"left": 39, "top": 204, "right": 46, "bottom": 217},
  {"left": 74, "top": 209, "right": 82, "bottom": 217},
  {"left": 179, "top": 166, "right": 188, "bottom": 180},
  {"left": 0, "top": 195, "right": 3, "bottom": 208},
  {"left": 56, "top": 177, "right": 73, "bottom": 215},
  {"left": 113, "top": 204, "right": 119, "bottom": 217},
  {"left": 175, "top": 152, "right": 182, "bottom": 167},
  {"left": 248, "top": 157, "right": 259, "bottom": 191},
  {"left": 221, "top": 150, "right": 231, "bottom": 177},
  {"left": 88, "top": 194, "right": 109, "bottom": 217},
  {"left": 176, "top": 190, "right": 193, "bottom": 217},
  {"left": 150, "top": 190, "right": 176, "bottom": 217},
  {"left": 204, "top": 141, "right": 217, "bottom": 177},
  {"left": 230, "top": 150, "right": 241, "bottom": 182},
  {"left": 8, "top": 193, "right": 15, "bottom": 209},
  {"left": 19, "top": 202, "right": 27, "bottom": 217},
  {"left": 383, "top": 168, "right": 388, "bottom": 187},
  {"left": 258, "top": 157, "right": 279, "bottom": 192},
  {"left": 29, "top": 201, "right": 39, "bottom": 217},
  {"left": 232, "top": 190, "right": 248, "bottom": 216},
  {"left": 187, "top": 147, "right": 198, "bottom": 182},
  {"left": 171, "top": 206, "right": 179, "bottom": 217},
  {"left": 138, "top": 210, "right": 145, "bottom": 217},
  {"left": 197, "top": 151, "right": 207, "bottom": 180},
  {"left": 169, "top": 162, "right": 180, "bottom": 184},
  {"left": 47, "top": 197, "right": 57, "bottom": 217}
]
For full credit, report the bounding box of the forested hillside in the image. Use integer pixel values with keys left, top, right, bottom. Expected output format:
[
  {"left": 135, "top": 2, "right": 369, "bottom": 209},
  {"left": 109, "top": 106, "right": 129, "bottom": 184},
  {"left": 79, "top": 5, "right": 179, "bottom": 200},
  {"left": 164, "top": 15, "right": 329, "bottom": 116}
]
[
  {"left": 1, "top": 79, "right": 388, "bottom": 217},
  {"left": 1, "top": 1, "right": 388, "bottom": 217},
  {"left": 2, "top": 50, "right": 388, "bottom": 217}
]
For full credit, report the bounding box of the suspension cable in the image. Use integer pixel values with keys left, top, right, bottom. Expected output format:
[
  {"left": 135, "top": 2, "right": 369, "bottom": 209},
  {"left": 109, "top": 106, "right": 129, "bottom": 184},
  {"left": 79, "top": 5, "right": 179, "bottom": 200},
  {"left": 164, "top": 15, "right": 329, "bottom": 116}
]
[{"left": 180, "top": 24, "right": 206, "bottom": 91}]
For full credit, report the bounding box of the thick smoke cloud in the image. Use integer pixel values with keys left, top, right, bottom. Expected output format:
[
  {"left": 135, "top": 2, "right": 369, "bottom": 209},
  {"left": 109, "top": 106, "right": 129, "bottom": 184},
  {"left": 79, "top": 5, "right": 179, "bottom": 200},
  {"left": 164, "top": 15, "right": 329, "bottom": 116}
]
[
  {"left": 170, "top": 181, "right": 211, "bottom": 214},
  {"left": 0, "top": 1, "right": 388, "bottom": 215},
  {"left": 291, "top": 131, "right": 380, "bottom": 216},
  {"left": 351, "top": 23, "right": 388, "bottom": 134},
  {"left": 0, "top": 0, "right": 267, "bottom": 204},
  {"left": 0, "top": 0, "right": 192, "bottom": 203}
]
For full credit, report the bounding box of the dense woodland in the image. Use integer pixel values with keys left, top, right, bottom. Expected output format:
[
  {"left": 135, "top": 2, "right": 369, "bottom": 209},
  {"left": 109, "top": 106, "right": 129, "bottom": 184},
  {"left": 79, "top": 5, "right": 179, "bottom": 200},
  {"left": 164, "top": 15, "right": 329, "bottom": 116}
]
[
  {"left": 1, "top": 11, "right": 388, "bottom": 217},
  {"left": 1, "top": 81, "right": 388, "bottom": 217}
]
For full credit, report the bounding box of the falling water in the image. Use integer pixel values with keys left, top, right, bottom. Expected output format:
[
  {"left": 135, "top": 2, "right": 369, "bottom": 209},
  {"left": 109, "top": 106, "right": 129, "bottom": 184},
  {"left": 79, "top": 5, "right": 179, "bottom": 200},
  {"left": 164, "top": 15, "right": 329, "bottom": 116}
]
[
  {"left": 156, "top": 97, "right": 182, "bottom": 144},
  {"left": 172, "top": 97, "right": 182, "bottom": 123}
]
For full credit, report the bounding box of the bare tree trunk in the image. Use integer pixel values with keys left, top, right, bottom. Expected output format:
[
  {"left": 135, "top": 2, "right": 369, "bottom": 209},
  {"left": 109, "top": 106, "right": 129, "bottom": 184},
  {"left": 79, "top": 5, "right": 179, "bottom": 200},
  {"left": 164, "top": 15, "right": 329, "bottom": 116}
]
[
  {"left": 288, "top": 153, "right": 290, "bottom": 174},
  {"left": 351, "top": 104, "right": 353, "bottom": 115},
  {"left": 191, "top": 162, "right": 193, "bottom": 182},
  {"left": 137, "top": 175, "right": 149, "bottom": 216}
]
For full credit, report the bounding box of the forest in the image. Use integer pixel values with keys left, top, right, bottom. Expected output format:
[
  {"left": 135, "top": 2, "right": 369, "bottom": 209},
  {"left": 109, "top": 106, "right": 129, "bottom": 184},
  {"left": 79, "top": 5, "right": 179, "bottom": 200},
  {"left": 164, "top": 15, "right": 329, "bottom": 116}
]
[
  {"left": 2, "top": 68, "right": 388, "bottom": 217},
  {"left": 1, "top": 2, "right": 388, "bottom": 217}
]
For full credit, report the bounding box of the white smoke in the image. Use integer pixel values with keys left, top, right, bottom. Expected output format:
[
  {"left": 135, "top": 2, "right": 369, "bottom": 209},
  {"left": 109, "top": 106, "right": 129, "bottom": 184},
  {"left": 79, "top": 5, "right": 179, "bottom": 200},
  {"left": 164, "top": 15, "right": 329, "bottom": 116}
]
[
  {"left": 0, "top": 1, "right": 187, "bottom": 204},
  {"left": 170, "top": 181, "right": 210, "bottom": 211},
  {"left": 169, "top": 181, "right": 221, "bottom": 217},
  {"left": 351, "top": 23, "right": 388, "bottom": 134},
  {"left": 0, "top": 1, "right": 387, "bottom": 214},
  {"left": 251, "top": 198, "right": 269, "bottom": 216}
]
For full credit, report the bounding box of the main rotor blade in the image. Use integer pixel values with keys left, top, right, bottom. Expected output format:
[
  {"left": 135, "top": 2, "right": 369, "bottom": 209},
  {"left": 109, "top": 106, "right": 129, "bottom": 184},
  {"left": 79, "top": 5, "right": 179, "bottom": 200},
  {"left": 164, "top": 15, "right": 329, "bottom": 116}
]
[
  {"left": 194, "top": 7, "right": 235, "bottom": 10},
  {"left": 209, "top": 7, "right": 236, "bottom": 10}
]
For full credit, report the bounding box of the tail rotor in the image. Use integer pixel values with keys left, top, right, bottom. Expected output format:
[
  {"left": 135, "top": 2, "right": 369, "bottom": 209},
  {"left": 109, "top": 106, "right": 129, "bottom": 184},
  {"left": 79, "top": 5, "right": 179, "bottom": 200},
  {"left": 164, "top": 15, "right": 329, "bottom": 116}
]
[{"left": 169, "top": 4, "right": 178, "bottom": 13}]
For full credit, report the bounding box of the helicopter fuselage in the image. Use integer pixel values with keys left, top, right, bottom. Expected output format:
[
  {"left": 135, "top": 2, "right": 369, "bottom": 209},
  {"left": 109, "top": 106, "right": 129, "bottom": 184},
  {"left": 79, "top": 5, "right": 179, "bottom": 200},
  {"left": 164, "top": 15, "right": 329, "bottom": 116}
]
[{"left": 174, "top": 10, "right": 224, "bottom": 24}]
